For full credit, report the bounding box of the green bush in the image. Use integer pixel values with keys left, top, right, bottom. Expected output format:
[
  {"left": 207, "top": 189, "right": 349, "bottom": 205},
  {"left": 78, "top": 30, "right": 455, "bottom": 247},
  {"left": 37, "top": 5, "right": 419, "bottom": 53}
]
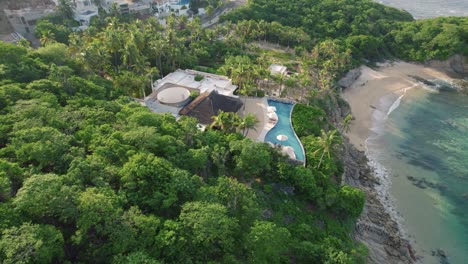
[
  {"left": 292, "top": 104, "right": 326, "bottom": 137},
  {"left": 194, "top": 75, "right": 204, "bottom": 81}
]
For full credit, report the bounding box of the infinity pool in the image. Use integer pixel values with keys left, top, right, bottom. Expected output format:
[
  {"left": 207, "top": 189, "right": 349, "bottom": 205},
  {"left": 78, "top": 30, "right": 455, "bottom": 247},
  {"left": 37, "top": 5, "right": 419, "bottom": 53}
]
[
  {"left": 176, "top": 0, "right": 189, "bottom": 5},
  {"left": 265, "top": 100, "right": 305, "bottom": 161}
]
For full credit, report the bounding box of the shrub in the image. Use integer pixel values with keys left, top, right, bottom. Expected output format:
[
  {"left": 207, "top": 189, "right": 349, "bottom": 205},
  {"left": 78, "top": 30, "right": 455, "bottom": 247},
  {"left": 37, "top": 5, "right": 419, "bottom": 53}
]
[{"left": 194, "top": 75, "right": 204, "bottom": 81}]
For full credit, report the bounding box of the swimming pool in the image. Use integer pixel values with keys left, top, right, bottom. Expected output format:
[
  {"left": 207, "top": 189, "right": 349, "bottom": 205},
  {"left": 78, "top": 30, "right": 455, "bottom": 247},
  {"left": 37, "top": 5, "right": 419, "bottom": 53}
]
[
  {"left": 264, "top": 100, "right": 305, "bottom": 161},
  {"left": 176, "top": 0, "right": 189, "bottom": 5}
]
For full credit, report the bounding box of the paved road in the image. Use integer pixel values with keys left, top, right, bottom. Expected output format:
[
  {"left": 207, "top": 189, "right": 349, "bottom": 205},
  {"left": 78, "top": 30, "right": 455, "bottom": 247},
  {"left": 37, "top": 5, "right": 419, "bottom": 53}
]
[{"left": 201, "top": 0, "right": 245, "bottom": 28}]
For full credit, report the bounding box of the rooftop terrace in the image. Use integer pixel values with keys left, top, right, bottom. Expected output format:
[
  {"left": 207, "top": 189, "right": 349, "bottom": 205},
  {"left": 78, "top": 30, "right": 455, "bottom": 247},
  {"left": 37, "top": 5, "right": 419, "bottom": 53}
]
[{"left": 152, "top": 69, "right": 237, "bottom": 96}]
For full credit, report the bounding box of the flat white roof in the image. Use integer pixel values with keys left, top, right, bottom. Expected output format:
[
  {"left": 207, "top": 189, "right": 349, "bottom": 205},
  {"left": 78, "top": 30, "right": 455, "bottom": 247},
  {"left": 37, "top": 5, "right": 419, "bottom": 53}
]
[
  {"left": 157, "top": 87, "right": 190, "bottom": 104},
  {"left": 269, "top": 64, "right": 287, "bottom": 76},
  {"left": 153, "top": 69, "right": 237, "bottom": 96}
]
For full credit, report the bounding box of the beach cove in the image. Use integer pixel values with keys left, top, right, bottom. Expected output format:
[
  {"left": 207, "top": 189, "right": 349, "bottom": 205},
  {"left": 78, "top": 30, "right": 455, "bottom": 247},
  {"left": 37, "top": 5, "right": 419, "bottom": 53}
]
[{"left": 342, "top": 61, "right": 468, "bottom": 263}]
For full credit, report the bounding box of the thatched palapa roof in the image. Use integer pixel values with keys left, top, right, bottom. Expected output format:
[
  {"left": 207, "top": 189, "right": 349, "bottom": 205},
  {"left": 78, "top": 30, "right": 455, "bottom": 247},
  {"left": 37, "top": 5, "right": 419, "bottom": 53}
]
[{"left": 179, "top": 91, "right": 243, "bottom": 124}]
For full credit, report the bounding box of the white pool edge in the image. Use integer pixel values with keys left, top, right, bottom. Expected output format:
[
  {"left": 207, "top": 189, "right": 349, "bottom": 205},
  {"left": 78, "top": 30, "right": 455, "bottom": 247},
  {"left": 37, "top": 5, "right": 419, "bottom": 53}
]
[{"left": 290, "top": 103, "right": 306, "bottom": 167}]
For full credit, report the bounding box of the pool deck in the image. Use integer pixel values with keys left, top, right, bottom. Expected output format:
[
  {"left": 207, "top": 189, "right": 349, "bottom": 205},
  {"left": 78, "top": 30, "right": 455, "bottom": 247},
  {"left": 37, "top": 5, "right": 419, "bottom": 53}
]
[{"left": 239, "top": 97, "right": 276, "bottom": 142}]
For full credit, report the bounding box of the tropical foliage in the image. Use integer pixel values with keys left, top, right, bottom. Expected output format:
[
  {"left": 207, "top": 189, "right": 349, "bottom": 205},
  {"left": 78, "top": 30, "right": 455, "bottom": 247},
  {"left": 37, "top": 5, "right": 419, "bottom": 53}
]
[
  {"left": 0, "top": 41, "right": 365, "bottom": 263},
  {"left": 222, "top": 0, "right": 467, "bottom": 61}
]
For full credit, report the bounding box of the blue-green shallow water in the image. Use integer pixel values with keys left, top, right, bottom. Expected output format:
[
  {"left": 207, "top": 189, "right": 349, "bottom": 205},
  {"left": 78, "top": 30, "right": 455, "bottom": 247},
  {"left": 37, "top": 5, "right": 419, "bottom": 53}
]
[
  {"left": 265, "top": 100, "right": 305, "bottom": 161},
  {"left": 369, "top": 83, "right": 468, "bottom": 263}
]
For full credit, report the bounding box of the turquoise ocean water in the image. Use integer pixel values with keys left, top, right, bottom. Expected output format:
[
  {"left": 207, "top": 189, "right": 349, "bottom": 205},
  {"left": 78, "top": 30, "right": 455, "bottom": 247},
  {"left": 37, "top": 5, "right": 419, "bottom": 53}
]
[
  {"left": 377, "top": 0, "right": 468, "bottom": 18},
  {"left": 369, "top": 2, "right": 468, "bottom": 262},
  {"left": 367, "top": 83, "right": 468, "bottom": 263}
]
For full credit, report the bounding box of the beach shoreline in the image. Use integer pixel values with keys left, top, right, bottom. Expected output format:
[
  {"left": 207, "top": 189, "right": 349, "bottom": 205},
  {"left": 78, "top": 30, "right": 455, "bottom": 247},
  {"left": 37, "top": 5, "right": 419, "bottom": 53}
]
[
  {"left": 340, "top": 61, "right": 458, "bottom": 263},
  {"left": 342, "top": 61, "right": 455, "bottom": 153}
]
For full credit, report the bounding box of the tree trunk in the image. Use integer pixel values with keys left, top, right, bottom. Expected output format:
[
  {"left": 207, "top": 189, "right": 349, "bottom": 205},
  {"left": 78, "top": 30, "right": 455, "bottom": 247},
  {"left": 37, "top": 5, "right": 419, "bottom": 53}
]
[{"left": 317, "top": 151, "right": 325, "bottom": 169}]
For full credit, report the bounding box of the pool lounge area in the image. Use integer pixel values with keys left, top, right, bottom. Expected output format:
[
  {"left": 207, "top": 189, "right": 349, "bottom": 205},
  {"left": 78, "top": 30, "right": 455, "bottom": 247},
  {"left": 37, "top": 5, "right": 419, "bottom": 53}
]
[{"left": 264, "top": 99, "right": 305, "bottom": 162}]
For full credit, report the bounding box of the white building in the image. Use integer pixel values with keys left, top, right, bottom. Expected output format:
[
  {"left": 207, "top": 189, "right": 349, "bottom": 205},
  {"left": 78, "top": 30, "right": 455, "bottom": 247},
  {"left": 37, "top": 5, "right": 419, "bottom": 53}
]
[
  {"left": 152, "top": 69, "right": 238, "bottom": 96},
  {"left": 269, "top": 64, "right": 288, "bottom": 76},
  {"left": 4, "top": 8, "right": 55, "bottom": 35},
  {"left": 142, "top": 69, "right": 242, "bottom": 119}
]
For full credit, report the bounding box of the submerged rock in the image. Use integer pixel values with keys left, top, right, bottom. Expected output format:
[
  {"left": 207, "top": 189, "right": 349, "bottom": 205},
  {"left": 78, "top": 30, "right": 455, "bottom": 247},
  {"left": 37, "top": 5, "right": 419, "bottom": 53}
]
[{"left": 435, "top": 248, "right": 450, "bottom": 264}]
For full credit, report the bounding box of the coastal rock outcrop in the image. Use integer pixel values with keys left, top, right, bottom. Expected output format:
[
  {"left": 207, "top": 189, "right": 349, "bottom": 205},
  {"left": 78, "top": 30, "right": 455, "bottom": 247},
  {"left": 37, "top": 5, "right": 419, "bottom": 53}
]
[
  {"left": 426, "top": 54, "right": 468, "bottom": 75},
  {"left": 342, "top": 140, "right": 414, "bottom": 264},
  {"left": 337, "top": 68, "right": 362, "bottom": 88}
]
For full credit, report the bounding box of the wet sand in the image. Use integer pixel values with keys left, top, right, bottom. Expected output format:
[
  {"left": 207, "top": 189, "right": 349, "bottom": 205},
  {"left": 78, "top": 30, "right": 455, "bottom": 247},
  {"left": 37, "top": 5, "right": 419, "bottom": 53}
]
[{"left": 342, "top": 61, "right": 453, "bottom": 151}]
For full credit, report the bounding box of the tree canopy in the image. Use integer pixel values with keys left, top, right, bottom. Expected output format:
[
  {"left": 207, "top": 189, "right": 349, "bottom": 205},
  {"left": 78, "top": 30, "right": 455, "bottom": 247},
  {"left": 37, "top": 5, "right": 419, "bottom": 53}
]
[{"left": 0, "top": 39, "right": 366, "bottom": 262}]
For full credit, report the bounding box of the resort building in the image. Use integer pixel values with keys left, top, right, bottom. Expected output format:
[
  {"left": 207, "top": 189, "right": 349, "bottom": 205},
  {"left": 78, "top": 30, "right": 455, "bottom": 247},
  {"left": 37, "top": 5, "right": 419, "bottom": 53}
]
[
  {"left": 269, "top": 64, "right": 288, "bottom": 76},
  {"left": 144, "top": 69, "right": 305, "bottom": 164},
  {"left": 144, "top": 69, "right": 240, "bottom": 118},
  {"left": 152, "top": 69, "right": 238, "bottom": 96},
  {"left": 179, "top": 91, "right": 243, "bottom": 125},
  {"left": 3, "top": 0, "right": 56, "bottom": 36}
]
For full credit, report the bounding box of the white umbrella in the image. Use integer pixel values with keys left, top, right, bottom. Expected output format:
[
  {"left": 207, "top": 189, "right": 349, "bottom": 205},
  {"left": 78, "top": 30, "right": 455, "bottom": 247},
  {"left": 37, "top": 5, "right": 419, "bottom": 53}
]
[
  {"left": 282, "top": 146, "right": 296, "bottom": 159},
  {"left": 267, "top": 112, "right": 277, "bottom": 120},
  {"left": 267, "top": 106, "right": 277, "bottom": 112},
  {"left": 276, "top": 134, "right": 288, "bottom": 141}
]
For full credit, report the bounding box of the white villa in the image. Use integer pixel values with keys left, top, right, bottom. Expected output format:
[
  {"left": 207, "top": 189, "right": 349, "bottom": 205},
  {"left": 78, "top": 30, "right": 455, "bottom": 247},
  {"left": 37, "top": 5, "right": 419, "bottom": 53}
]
[
  {"left": 144, "top": 69, "right": 239, "bottom": 116},
  {"left": 152, "top": 69, "right": 237, "bottom": 96}
]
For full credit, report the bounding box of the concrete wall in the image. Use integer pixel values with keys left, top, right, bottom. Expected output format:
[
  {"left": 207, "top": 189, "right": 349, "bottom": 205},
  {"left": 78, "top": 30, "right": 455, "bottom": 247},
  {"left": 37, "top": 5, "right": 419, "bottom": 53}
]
[{"left": 2, "top": 0, "right": 56, "bottom": 36}]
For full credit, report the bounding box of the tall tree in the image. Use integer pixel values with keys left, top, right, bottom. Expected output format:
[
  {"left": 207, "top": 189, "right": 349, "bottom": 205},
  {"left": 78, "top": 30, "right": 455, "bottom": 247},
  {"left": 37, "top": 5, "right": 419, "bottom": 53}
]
[
  {"left": 57, "top": 0, "right": 76, "bottom": 20},
  {"left": 0, "top": 223, "right": 64, "bottom": 264},
  {"left": 312, "top": 129, "right": 341, "bottom": 169},
  {"left": 179, "top": 201, "right": 239, "bottom": 260},
  {"left": 239, "top": 113, "right": 259, "bottom": 136}
]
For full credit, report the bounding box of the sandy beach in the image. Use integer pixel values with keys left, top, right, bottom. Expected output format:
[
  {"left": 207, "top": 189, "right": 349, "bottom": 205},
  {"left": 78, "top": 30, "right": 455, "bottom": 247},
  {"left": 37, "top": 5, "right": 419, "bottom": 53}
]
[
  {"left": 342, "top": 61, "right": 465, "bottom": 264},
  {"left": 342, "top": 61, "right": 454, "bottom": 152}
]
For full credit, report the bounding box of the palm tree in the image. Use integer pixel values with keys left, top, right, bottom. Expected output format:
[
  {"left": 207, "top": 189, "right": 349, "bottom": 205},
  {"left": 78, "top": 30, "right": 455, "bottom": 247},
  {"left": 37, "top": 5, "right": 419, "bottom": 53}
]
[
  {"left": 206, "top": 5, "right": 214, "bottom": 18},
  {"left": 284, "top": 75, "right": 298, "bottom": 97},
  {"left": 239, "top": 113, "right": 259, "bottom": 136},
  {"left": 298, "top": 72, "right": 311, "bottom": 102},
  {"left": 211, "top": 111, "right": 242, "bottom": 133},
  {"left": 341, "top": 114, "right": 353, "bottom": 134},
  {"left": 312, "top": 129, "right": 341, "bottom": 169},
  {"left": 271, "top": 73, "right": 285, "bottom": 95},
  {"left": 39, "top": 30, "right": 56, "bottom": 46},
  {"left": 145, "top": 67, "right": 159, "bottom": 97},
  {"left": 57, "top": 0, "right": 76, "bottom": 21},
  {"left": 210, "top": 111, "right": 230, "bottom": 132},
  {"left": 0, "top": 64, "right": 5, "bottom": 77}
]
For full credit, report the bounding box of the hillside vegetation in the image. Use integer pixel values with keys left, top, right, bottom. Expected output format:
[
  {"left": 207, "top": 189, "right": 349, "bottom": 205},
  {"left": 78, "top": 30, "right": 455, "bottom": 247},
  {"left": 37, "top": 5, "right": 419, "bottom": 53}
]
[
  {"left": 1, "top": 0, "right": 466, "bottom": 262},
  {"left": 223, "top": 0, "right": 468, "bottom": 62},
  {"left": 0, "top": 39, "right": 365, "bottom": 263}
]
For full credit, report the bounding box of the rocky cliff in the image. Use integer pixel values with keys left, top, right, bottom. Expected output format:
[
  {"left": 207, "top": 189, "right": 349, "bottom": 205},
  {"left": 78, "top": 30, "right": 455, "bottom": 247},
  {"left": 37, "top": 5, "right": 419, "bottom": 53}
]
[
  {"left": 342, "top": 141, "right": 414, "bottom": 264},
  {"left": 426, "top": 54, "right": 468, "bottom": 75},
  {"left": 334, "top": 69, "right": 415, "bottom": 263}
]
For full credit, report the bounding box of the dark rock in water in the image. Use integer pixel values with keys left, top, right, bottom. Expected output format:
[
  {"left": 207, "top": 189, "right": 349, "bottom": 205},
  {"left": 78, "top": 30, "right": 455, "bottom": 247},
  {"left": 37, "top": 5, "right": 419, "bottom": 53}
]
[
  {"left": 453, "top": 79, "right": 468, "bottom": 95},
  {"left": 437, "top": 184, "right": 448, "bottom": 192},
  {"left": 437, "top": 249, "right": 447, "bottom": 257},
  {"left": 413, "top": 182, "right": 427, "bottom": 189},
  {"left": 407, "top": 175, "right": 416, "bottom": 182},
  {"left": 409, "top": 75, "right": 435, "bottom": 86},
  {"left": 434, "top": 248, "right": 450, "bottom": 264}
]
